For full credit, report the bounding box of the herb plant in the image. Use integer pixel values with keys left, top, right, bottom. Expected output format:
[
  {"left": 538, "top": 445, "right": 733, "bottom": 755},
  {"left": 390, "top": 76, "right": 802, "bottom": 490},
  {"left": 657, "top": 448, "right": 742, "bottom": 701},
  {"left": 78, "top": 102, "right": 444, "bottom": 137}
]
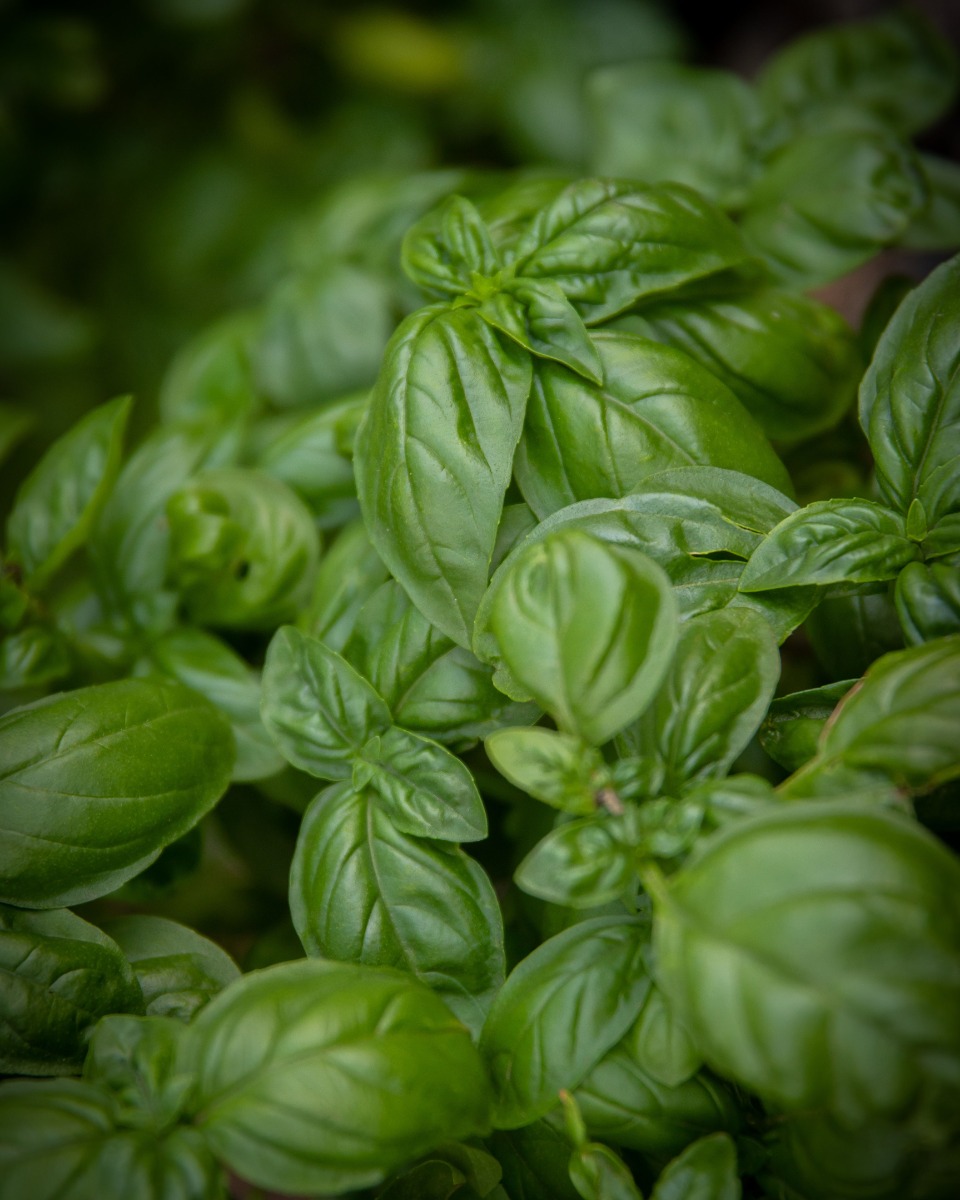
[{"left": 2, "top": 8, "right": 960, "bottom": 1199}]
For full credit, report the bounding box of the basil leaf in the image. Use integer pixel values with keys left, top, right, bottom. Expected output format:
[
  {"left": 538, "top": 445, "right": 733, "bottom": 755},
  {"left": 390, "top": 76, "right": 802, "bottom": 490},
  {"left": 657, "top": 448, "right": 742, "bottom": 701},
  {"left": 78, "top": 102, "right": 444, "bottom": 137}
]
[
  {"left": 0, "top": 1078, "right": 224, "bottom": 1200},
  {"left": 515, "top": 815, "right": 637, "bottom": 909},
  {"left": 860, "top": 255, "right": 960, "bottom": 521},
  {"left": 628, "top": 984, "right": 704, "bottom": 1088},
  {"left": 0, "top": 678, "right": 233, "bottom": 908},
  {"left": 759, "top": 680, "right": 856, "bottom": 773},
  {"left": 297, "top": 517, "right": 390, "bottom": 649},
  {"left": 99, "top": 915, "right": 240, "bottom": 1022},
  {"left": 290, "top": 783, "right": 504, "bottom": 1035},
  {"left": 648, "top": 802, "right": 960, "bottom": 1123},
  {"left": 402, "top": 195, "right": 501, "bottom": 299},
  {"left": 900, "top": 154, "right": 960, "bottom": 251},
  {"left": 478, "top": 279, "right": 603, "bottom": 384},
  {"left": 247, "top": 393, "right": 366, "bottom": 529},
  {"left": 166, "top": 467, "right": 319, "bottom": 631},
  {"left": 617, "top": 609, "right": 780, "bottom": 794},
  {"left": 0, "top": 906, "right": 143, "bottom": 1075},
  {"left": 805, "top": 589, "right": 905, "bottom": 682},
  {"left": 740, "top": 130, "right": 927, "bottom": 288},
  {"left": 757, "top": 8, "right": 959, "bottom": 138},
  {"left": 82, "top": 1014, "right": 194, "bottom": 1128},
  {"left": 343, "top": 580, "right": 536, "bottom": 747},
  {"left": 356, "top": 305, "right": 532, "bottom": 647},
  {"left": 357, "top": 726, "right": 487, "bottom": 842},
  {"left": 895, "top": 560, "right": 960, "bottom": 645},
  {"left": 488, "top": 1121, "right": 581, "bottom": 1200},
  {"left": 378, "top": 1161, "right": 466, "bottom": 1199},
  {"left": 254, "top": 263, "right": 394, "bottom": 407},
  {"left": 141, "top": 627, "right": 282, "bottom": 782},
  {"left": 159, "top": 311, "right": 260, "bottom": 427},
  {"left": 5, "top": 396, "right": 130, "bottom": 588},
  {"left": 622, "top": 289, "right": 862, "bottom": 443},
  {"left": 490, "top": 530, "right": 678, "bottom": 745},
  {"left": 515, "top": 333, "right": 791, "bottom": 519},
  {"left": 739, "top": 500, "right": 918, "bottom": 591},
  {"left": 485, "top": 728, "right": 607, "bottom": 815},
  {"left": 586, "top": 63, "right": 760, "bottom": 206},
  {"left": 649, "top": 1134, "right": 741, "bottom": 1200},
  {"left": 569, "top": 1140, "right": 642, "bottom": 1200},
  {"left": 509, "top": 181, "right": 751, "bottom": 324},
  {"left": 260, "top": 625, "right": 391, "bottom": 780},
  {"left": 0, "top": 624, "right": 71, "bottom": 693},
  {"left": 186, "top": 959, "right": 493, "bottom": 1195},
  {"left": 479, "top": 916, "right": 652, "bottom": 1128}
]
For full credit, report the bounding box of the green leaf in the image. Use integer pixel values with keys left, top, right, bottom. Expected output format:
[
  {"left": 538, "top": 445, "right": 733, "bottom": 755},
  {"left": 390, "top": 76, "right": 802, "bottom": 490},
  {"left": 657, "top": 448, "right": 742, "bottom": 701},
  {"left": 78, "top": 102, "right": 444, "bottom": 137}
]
[
  {"left": 5, "top": 397, "right": 130, "bottom": 588},
  {"left": 141, "top": 627, "right": 283, "bottom": 782},
  {"left": 0, "top": 1078, "right": 224, "bottom": 1200},
  {"left": 569, "top": 1140, "right": 642, "bottom": 1200},
  {"left": 0, "top": 678, "right": 234, "bottom": 908},
  {"left": 485, "top": 727, "right": 607, "bottom": 815},
  {"left": 479, "top": 916, "right": 652, "bottom": 1128},
  {"left": 290, "top": 783, "right": 504, "bottom": 1035},
  {"left": 166, "top": 467, "right": 320, "bottom": 631},
  {"left": 357, "top": 726, "right": 488, "bottom": 842},
  {"left": 403, "top": 195, "right": 501, "bottom": 299},
  {"left": 740, "top": 130, "right": 927, "bottom": 288},
  {"left": 622, "top": 289, "right": 862, "bottom": 443},
  {"left": 617, "top": 609, "right": 780, "bottom": 794},
  {"left": 650, "top": 1134, "right": 741, "bottom": 1200},
  {"left": 159, "top": 312, "right": 260, "bottom": 427},
  {"left": 895, "top": 559, "right": 960, "bottom": 645},
  {"left": 186, "top": 959, "right": 493, "bottom": 1195},
  {"left": 739, "top": 499, "right": 919, "bottom": 591},
  {"left": 490, "top": 530, "right": 678, "bottom": 745},
  {"left": 82, "top": 1014, "right": 194, "bottom": 1130},
  {"left": 515, "top": 815, "right": 637, "bottom": 909},
  {"left": 254, "top": 263, "right": 394, "bottom": 407},
  {"left": 509, "top": 180, "right": 751, "bottom": 324},
  {"left": 0, "top": 906, "right": 143, "bottom": 1075},
  {"left": 378, "top": 1160, "right": 467, "bottom": 1200},
  {"left": 0, "top": 624, "right": 71, "bottom": 693},
  {"left": 628, "top": 984, "right": 704, "bottom": 1088},
  {"left": 757, "top": 9, "right": 959, "bottom": 138},
  {"left": 355, "top": 305, "right": 533, "bottom": 647},
  {"left": 804, "top": 589, "right": 905, "bottom": 682},
  {"left": 759, "top": 680, "right": 856, "bottom": 773},
  {"left": 900, "top": 154, "right": 960, "bottom": 251},
  {"left": 99, "top": 915, "right": 240, "bottom": 1023},
  {"left": 297, "top": 517, "right": 390, "bottom": 649},
  {"left": 860, "top": 255, "right": 960, "bottom": 521},
  {"left": 788, "top": 636, "right": 960, "bottom": 796},
  {"left": 586, "top": 63, "right": 760, "bottom": 206},
  {"left": 478, "top": 279, "right": 603, "bottom": 384},
  {"left": 488, "top": 1121, "right": 581, "bottom": 1200},
  {"left": 515, "top": 333, "right": 792, "bottom": 519},
  {"left": 648, "top": 802, "right": 960, "bottom": 1123},
  {"left": 260, "top": 625, "right": 391, "bottom": 780}
]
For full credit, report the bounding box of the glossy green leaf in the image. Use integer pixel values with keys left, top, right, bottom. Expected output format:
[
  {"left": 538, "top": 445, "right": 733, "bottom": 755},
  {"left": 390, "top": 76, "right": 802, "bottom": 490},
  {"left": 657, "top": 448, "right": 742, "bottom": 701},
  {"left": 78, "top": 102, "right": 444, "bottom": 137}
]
[
  {"left": 254, "top": 263, "right": 394, "bottom": 408},
  {"left": 617, "top": 609, "right": 780, "bottom": 794},
  {"left": 757, "top": 8, "right": 959, "bottom": 137},
  {"left": 167, "top": 467, "right": 319, "bottom": 630},
  {"left": 860, "top": 255, "right": 960, "bottom": 521},
  {"left": 297, "top": 517, "right": 390, "bottom": 649},
  {"left": 260, "top": 625, "right": 391, "bottom": 780},
  {"left": 479, "top": 916, "right": 652, "bottom": 1127},
  {"left": 628, "top": 984, "right": 703, "bottom": 1088},
  {"left": 739, "top": 500, "right": 918, "bottom": 591},
  {"left": 490, "top": 530, "right": 678, "bottom": 745},
  {"left": 649, "top": 802, "right": 960, "bottom": 1123},
  {"left": 6, "top": 397, "right": 130, "bottom": 588},
  {"left": 0, "top": 1078, "right": 224, "bottom": 1200},
  {"left": 0, "top": 624, "right": 71, "bottom": 693},
  {"left": 141, "top": 627, "right": 282, "bottom": 782},
  {"left": 485, "top": 727, "right": 606, "bottom": 815},
  {"left": 355, "top": 304, "right": 532, "bottom": 647},
  {"left": 516, "top": 814, "right": 637, "bottom": 908},
  {"left": 99, "top": 915, "right": 240, "bottom": 1023},
  {"left": 159, "top": 312, "right": 260, "bottom": 427},
  {"left": 586, "top": 63, "right": 760, "bottom": 206},
  {"left": 509, "top": 180, "right": 751, "bottom": 324},
  {"left": 290, "top": 783, "right": 504, "bottom": 1035},
  {"left": 488, "top": 1121, "right": 581, "bottom": 1200},
  {"left": 515, "top": 333, "right": 791, "bottom": 519},
  {"left": 740, "top": 130, "right": 926, "bottom": 288},
  {"left": 402, "top": 195, "right": 501, "bottom": 299},
  {"left": 378, "top": 1160, "right": 466, "bottom": 1200},
  {"left": 895, "top": 559, "right": 960, "bottom": 645},
  {"left": 759, "top": 680, "right": 855, "bottom": 773},
  {"left": 478, "top": 278, "right": 603, "bottom": 384},
  {"left": 82, "top": 1013, "right": 194, "bottom": 1129},
  {"left": 805, "top": 589, "right": 905, "bottom": 682},
  {"left": 186, "top": 959, "right": 493, "bottom": 1195},
  {"left": 357, "top": 726, "right": 487, "bottom": 842},
  {"left": 649, "top": 1134, "right": 741, "bottom": 1200},
  {"left": 0, "top": 906, "right": 143, "bottom": 1075},
  {"left": 0, "top": 678, "right": 234, "bottom": 907},
  {"left": 622, "top": 289, "right": 862, "bottom": 442},
  {"left": 569, "top": 1140, "right": 642, "bottom": 1200}
]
